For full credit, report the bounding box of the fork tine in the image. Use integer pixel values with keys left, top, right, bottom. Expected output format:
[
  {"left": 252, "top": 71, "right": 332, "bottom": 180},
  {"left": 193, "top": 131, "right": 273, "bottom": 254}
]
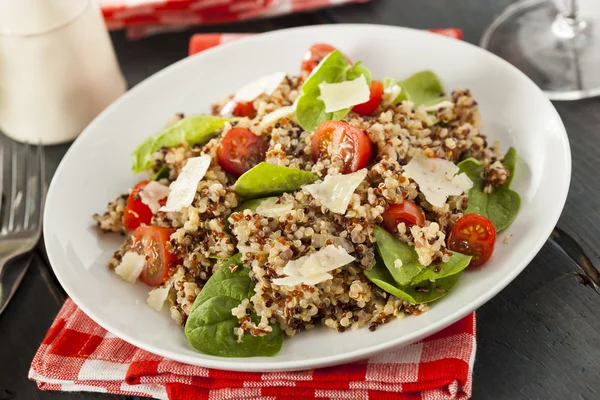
[
  {"left": 23, "top": 142, "right": 32, "bottom": 230},
  {"left": 7, "top": 141, "right": 18, "bottom": 232}
]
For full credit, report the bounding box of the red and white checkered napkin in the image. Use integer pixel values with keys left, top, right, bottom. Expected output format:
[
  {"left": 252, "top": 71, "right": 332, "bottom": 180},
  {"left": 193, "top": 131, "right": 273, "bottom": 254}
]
[
  {"left": 100, "top": 0, "right": 370, "bottom": 38},
  {"left": 29, "top": 298, "right": 475, "bottom": 399}
]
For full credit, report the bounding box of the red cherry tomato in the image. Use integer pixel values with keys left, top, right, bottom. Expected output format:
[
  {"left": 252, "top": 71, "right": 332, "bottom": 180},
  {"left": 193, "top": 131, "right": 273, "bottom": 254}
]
[
  {"left": 217, "top": 127, "right": 268, "bottom": 176},
  {"left": 233, "top": 101, "right": 256, "bottom": 118},
  {"left": 447, "top": 214, "right": 496, "bottom": 268},
  {"left": 123, "top": 181, "right": 153, "bottom": 231},
  {"left": 301, "top": 43, "right": 352, "bottom": 74},
  {"left": 352, "top": 80, "right": 384, "bottom": 116},
  {"left": 131, "top": 225, "right": 180, "bottom": 287},
  {"left": 311, "top": 121, "right": 372, "bottom": 174},
  {"left": 382, "top": 200, "right": 426, "bottom": 233}
]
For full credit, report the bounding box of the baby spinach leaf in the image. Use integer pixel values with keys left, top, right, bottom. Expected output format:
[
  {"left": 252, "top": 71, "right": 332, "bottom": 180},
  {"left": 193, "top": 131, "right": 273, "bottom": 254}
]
[
  {"left": 364, "top": 255, "right": 462, "bottom": 304},
  {"left": 150, "top": 165, "right": 170, "bottom": 181},
  {"left": 296, "top": 51, "right": 372, "bottom": 131},
  {"left": 131, "top": 116, "right": 227, "bottom": 173},
  {"left": 373, "top": 226, "right": 471, "bottom": 287},
  {"left": 185, "top": 254, "right": 284, "bottom": 357},
  {"left": 383, "top": 71, "right": 446, "bottom": 107},
  {"left": 374, "top": 226, "right": 422, "bottom": 286},
  {"left": 457, "top": 147, "right": 521, "bottom": 232},
  {"left": 235, "top": 163, "right": 319, "bottom": 199}
]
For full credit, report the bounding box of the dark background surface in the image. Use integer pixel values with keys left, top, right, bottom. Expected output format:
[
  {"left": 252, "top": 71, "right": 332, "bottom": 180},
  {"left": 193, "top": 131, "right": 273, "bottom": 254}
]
[{"left": 1, "top": 1, "right": 600, "bottom": 399}]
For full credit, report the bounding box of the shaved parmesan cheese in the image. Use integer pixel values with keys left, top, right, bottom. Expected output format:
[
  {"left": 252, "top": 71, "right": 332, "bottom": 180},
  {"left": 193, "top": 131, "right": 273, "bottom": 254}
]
[
  {"left": 147, "top": 287, "right": 170, "bottom": 312},
  {"left": 383, "top": 83, "right": 402, "bottom": 104},
  {"left": 318, "top": 74, "right": 370, "bottom": 113},
  {"left": 114, "top": 251, "right": 145, "bottom": 283},
  {"left": 140, "top": 181, "right": 170, "bottom": 213},
  {"left": 259, "top": 105, "right": 295, "bottom": 127},
  {"left": 422, "top": 100, "right": 454, "bottom": 112},
  {"left": 304, "top": 169, "right": 367, "bottom": 214},
  {"left": 255, "top": 197, "right": 294, "bottom": 217},
  {"left": 160, "top": 155, "right": 211, "bottom": 212},
  {"left": 234, "top": 72, "right": 287, "bottom": 102},
  {"left": 273, "top": 245, "right": 355, "bottom": 287},
  {"left": 403, "top": 157, "right": 473, "bottom": 208}
]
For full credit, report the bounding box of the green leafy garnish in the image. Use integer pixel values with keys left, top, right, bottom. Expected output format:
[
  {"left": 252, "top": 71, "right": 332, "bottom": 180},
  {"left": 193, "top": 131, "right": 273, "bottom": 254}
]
[
  {"left": 150, "top": 165, "right": 170, "bottom": 181},
  {"left": 373, "top": 226, "right": 471, "bottom": 287},
  {"left": 296, "top": 51, "right": 372, "bottom": 131},
  {"left": 185, "top": 254, "right": 284, "bottom": 357},
  {"left": 365, "top": 256, "right": 462, "bottom": 304},
  {"left": 383, "top": 71, "right": 446, "bottom": 107},
  {"left": 457, "top": 147, "right": 521, "bottom": 232},
  {"left": 131, "top": 116, "right": 228, "bottom": 173},
  {"left": 235, "top": 163, "right": 319, "bottom": 199}
]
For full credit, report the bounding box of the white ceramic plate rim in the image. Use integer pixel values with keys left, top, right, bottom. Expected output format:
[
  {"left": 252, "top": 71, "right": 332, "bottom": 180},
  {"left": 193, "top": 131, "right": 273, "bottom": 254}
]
[{"left": 45, "top": 24, "right": 571, "bottom": 371}]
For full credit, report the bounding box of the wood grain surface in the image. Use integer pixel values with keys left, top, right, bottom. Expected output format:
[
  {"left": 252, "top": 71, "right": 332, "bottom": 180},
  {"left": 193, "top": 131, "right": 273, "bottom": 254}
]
[{"left": 1, "top": 1, "right": 598, "bottom": 399}]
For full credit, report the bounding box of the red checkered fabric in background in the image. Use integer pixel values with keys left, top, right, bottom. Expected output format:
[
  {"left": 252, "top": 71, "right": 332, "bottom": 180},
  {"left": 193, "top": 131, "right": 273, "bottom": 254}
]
[
  {"left": 99, "top": 0, "right": 371, "bottom": 38},
  {"left": 29, "top": 28, "right": 473, "bottom": 400}
]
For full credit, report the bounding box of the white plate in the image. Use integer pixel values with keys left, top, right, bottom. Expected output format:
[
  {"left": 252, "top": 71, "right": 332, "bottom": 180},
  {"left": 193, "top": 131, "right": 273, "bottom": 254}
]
[{"left": 44, "top": 24, "right": 571, "bottom": 372}]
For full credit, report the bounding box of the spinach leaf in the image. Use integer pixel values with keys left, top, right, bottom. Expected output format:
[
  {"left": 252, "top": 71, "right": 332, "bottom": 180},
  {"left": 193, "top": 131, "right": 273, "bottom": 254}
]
[
  {"left": 374, "top": 226, "right": 422, "bottom": 286},
  {"left": 383, "top": 71, "right": 446, "bottom": 107},
  {"left": 185, "top": 254, "right": 284, "bottom": 357},
  {"left": 457, "top": 147, "right": 521, "bottom": 232},
  {"left": 150, "top": 165, "right": 170, "bottom": 181},
  {"left": 364, "top": 255, "right": 462, "bottom": 304},
  {"left": 131, "top": 116, "right": 227, "bottom": 173},
  {"left": 373, "top": 226, "right": 471, "bottom": 286},
  {"left": 296, "top": 51, "right": 372, "bottom": 131},
  {"left": 235, "top": 163, "right": 319, "bottom": 199}
]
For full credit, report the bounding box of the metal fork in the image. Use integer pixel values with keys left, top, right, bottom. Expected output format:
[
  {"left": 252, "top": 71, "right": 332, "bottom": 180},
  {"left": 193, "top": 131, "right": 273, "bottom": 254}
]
[{"left": 0, "top": 142, "right": 46, "bottom": 315}]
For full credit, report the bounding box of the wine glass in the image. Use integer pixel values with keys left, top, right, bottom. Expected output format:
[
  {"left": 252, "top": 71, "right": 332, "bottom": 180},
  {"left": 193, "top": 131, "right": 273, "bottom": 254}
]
[{"left": 481, "top": 0, "right": 600, "bottom": 100}]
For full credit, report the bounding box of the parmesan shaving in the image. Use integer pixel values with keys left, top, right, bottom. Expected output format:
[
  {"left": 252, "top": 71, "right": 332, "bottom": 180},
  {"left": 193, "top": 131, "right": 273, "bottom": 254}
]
[
  {"left": 422, "top": 100, "right": 454, "bottom": 112},
  {"left": 114, "top": 251, "right": 145, "bottom": 283},
  {"left": 140, "top": 181, "right": 170, "bottom": 213},
  {"left": 234, "top": 72, "right": 287, "bottom": 102},
  {"left": 255, "top": 197, "right": 294, "bottom": 217},
  {"left": 147, "top": 287, "right": 170, "bottom": 312},
  {"left": 160, "top": 155, "right": 211, "bottom": 212},
  {"left": 318, "top": 74, "right": 370, "bottom": 113},
  {"left": 272, "top": 245, "right": 355, "bottom": 287},
  {"left": 304, "top": 169, "right": 367, "bottom": 214},
  {"left": 403, "top": 157, "right": 473, "bottom": 208},
  {"left": 259, "top": 105, "right": 295, "bottom": 127}
]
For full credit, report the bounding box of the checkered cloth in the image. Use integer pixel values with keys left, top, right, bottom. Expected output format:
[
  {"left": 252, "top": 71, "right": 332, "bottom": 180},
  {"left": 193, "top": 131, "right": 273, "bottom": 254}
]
[
  {"left": 99, "top": 0, "right": 371, "bottom": 38},
  {"left": 29, "top": 299, "right": 475, "bottom": 399},
  {"left": 29, "top": 28, "right": 473, "bottom": 400}
]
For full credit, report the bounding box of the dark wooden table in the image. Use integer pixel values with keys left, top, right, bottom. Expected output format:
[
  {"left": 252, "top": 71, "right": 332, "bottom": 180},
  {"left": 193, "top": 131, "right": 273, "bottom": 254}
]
[{"left": 2, "top": 1, "right": 599, "bottom": 399}]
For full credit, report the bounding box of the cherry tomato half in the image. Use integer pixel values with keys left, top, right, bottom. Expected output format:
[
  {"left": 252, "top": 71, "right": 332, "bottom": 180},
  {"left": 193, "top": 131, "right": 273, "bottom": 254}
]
[
  {"left": 301, "top": 43, "right": 351, "bottom": 75},
  {"left": 131, "top": 225, "right": 180, "bottom": 287},
  {"left": 352, "top": 80, "right": 384, "bottom": 116},
  {"left": 382, "top": 200, "right": 426, "bottom": 233},
  {"left": 233, "top": 101, "right": 256, "bottom": 118},
  {"left": 123, "top": 181, "right": 153, "bottom": 231},
  {"left": 447, "top": 214, "right": 496, "bottom": 268},
  {"left": 311, "top": 121, "right": 372, "bottom": 174},
  {"left": 217, "top": 127, "right": 268, "bottom": 176}
]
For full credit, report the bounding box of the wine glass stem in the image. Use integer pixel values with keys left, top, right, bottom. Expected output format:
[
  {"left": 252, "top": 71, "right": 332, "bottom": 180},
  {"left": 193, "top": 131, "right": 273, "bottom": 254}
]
[{"left": 564, "top": 0, "right": 577, "bottom": 19}]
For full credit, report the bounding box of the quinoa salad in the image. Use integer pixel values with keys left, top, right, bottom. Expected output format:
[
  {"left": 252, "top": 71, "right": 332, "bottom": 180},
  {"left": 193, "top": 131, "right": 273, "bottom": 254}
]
[{"left": 94, "top": 44, "right": 521, "bottom": 357}]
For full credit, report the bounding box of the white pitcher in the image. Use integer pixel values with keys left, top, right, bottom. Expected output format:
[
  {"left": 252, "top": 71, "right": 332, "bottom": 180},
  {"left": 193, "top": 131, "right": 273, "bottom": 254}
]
[{"left": 0, "top": 0, "right": 126, "bottom": 144}]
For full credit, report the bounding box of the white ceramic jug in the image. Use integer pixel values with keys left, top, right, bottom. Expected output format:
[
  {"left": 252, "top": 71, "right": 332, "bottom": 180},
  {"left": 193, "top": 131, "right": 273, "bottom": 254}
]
[{"left": 0, "top": 0, "right": 126, "bottom": 144}]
